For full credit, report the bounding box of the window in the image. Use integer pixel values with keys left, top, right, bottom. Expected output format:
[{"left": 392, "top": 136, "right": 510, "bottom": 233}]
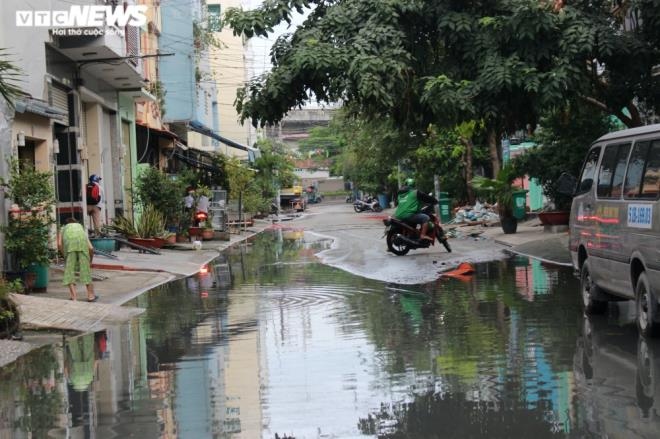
[
  {"left": 208, "top": 4, "right": 222, "bottom": 32},
  {"left": 597, "top": 143, "right": 630, "bottom": 198},
  {"left": 611, "top": 144, "right": 631, "bottom": 198},
  {"left": 577, "top": 147, "right": 601, "bottom": 194},
  {"left": 641, "top": 141, "right": 660, "bottom": 198},
  {"left": 624, "top": 140, "right": 660, "bottom": 199}
]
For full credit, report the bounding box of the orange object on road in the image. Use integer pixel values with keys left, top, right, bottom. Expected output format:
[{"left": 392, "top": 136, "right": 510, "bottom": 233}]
[{"left": 442, "top": 262, "right": 476, "bottom": 278}]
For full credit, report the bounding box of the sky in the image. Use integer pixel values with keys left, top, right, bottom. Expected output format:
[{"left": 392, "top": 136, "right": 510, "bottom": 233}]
[{"left": 242, "top": 0, "right": 333, "bottom": 110}]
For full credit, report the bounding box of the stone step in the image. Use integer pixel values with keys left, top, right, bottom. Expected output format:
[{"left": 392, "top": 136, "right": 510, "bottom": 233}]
[{"left": 10, "top": 294, "right": 144, "bottom": 332}]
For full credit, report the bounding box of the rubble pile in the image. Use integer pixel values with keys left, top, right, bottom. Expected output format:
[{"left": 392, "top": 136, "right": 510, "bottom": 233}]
[{"left": 451, "top": 201, "right": 500, "bottom": 225}]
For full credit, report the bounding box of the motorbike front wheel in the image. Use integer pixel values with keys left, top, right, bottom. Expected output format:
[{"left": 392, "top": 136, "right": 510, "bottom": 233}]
[
  {"left": 387, "top": 229, "right": 410, "bottom": 256},
  {"left": 436, "top": 228, "right": 452, "bottom": 253},
  {"left": 354, "top": 204, "right": 362, "bottom": 213}
]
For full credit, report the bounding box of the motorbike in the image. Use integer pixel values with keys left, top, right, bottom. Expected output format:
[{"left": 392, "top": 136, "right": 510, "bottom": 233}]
[
  {"left": 354, "top": 196, "right": 382, "bottom": 213},
  {"left": 382, "top": 204, "right": 452, "bottom": 255}
]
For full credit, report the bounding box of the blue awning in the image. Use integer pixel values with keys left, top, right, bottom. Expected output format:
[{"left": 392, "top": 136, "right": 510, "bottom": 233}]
[
  {"left": 14, "top": 97, "right": 67, "bottom": 119},
  {"left": 188, "top": 120, "right": 249, "bottom": 152}
]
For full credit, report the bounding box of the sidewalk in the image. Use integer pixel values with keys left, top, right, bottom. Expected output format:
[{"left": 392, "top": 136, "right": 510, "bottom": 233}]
[
  {"left": 0, "top": 220, "right": 271, "bottom": 367},
  {"left": 474, "top": 217, "right": 571, "bottom": 267}
]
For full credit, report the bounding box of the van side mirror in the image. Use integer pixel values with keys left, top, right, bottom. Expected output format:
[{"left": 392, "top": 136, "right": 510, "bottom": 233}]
[{"left": 556, "top": 172, "right": 577, "bottom": 196}]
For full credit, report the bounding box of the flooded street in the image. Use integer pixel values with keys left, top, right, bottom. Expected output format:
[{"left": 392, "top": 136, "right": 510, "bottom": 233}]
[{"left": 2, "top": 230, "right": 660, "bottom": 438}]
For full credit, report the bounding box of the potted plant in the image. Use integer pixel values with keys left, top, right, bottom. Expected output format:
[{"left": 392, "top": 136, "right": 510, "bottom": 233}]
[
  {"left": 0, "top": 158, "right": 55, "bottom": 291},
  {"left": 133, "top": 167, "right": 187, "bottom": 232},
  {"left": 0, "top": 278, "right": 22, "bottom": 339},
  {"left": 201, "top": 218, "right": 214, "bottom": 241},
  {"left": 470, "top": 165, "right": 522, "bottom": 234},
  {"left": 109, "top": 204, "right": 168, "bottom": 248}
]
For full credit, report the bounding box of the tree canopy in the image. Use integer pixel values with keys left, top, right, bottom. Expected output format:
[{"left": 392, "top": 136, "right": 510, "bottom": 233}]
[{"left": 227, "top": 0, "right": 660, "bottom": 172}]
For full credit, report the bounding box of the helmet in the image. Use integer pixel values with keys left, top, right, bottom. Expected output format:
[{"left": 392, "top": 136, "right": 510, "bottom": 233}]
[
  {"left": 405, "top": 177, "right": 415, "bottom": 187},
  {"left": 89, "top": 174, "right": 102, "bottom": 183}
]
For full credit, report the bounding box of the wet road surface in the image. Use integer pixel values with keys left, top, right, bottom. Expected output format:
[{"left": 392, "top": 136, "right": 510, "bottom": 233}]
[{"left": 1, "top": 231, "right": 660, "bottom": 438}]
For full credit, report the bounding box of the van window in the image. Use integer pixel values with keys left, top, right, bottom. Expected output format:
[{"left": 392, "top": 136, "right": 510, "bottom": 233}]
[
  {"left": 624, "top": 140, "right": 660, "bottom": 199},
  {"left": 577, "top": 147, "right": 601, "bottom": 194},
  {"left": 597, "top": 143, "right": 631, "bottom": 198},
  {"left": 641, "top": 140, "right": 660, "bottom": 199}
]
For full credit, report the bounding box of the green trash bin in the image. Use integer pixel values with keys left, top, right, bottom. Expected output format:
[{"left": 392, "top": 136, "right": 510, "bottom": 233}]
[
  {"left": 438, "top": 192, "right": 452, "bottom": 223},
  {"left": 512, "top": 189, "right": 529, "bottom": 220}
]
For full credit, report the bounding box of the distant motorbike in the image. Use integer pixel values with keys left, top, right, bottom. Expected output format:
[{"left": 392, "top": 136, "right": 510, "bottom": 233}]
[
  {"left": 383, "top": 204, "right": 451, "bottom": 255},
  {"left": 354, "top": 196, "right": 382, "bottom": 213}
]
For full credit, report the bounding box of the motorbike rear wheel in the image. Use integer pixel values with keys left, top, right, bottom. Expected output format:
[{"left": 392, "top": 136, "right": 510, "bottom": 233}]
[
  {"left": 387, "top": 229, "right": 410, "bottom": 256},
  {"left": 374, "top": 204, "right": 383, "bottom": 212},
  {"left": 436, "top": 228, "right": 452, "bottom": 253}
]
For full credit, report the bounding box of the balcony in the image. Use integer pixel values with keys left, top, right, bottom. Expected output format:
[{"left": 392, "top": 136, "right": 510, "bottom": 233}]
[{"left": 50, "top": 25, "right": 144, "bottom": 89}]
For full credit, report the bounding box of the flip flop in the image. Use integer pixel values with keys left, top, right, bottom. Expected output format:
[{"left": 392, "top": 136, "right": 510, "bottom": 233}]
[{"left": 87, "top": 296, "right": 99, "bottom": 302}]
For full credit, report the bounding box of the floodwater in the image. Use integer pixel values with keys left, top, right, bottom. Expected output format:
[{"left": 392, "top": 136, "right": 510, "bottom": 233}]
[{"left": 2, "top": 230, "right": 660, "bottom": 438}]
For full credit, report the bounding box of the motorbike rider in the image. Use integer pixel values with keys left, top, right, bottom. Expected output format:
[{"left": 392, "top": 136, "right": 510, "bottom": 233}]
[{"left": 394, "top": 178, "right": 438, "bottom": 241}]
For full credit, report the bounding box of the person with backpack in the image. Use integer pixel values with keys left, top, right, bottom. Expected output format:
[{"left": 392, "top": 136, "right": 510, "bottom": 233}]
[{"left": 86, "top": 174, "right": 103, "bottom": 234}]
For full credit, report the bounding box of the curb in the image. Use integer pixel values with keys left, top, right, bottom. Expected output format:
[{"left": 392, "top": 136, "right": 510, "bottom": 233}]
[{"left": 91, "top": 263, "right": 165, "bottom": 272}]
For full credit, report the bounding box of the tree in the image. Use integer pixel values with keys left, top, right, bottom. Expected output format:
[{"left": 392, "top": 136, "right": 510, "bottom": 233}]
[
  {"left": 513, "top": 100, "right": 614, "bottom": 210},
  {"left": 0, "top": 49, "right": 21, "bottom": 106},
  {"left": 336, "top": 113, "right": 407, "bottom": 196},
  {"left": 226, "top": 1, "right": 660, "bottom": 176},
  {"left": 297, "top": 125, "right": 344, "bottom": 173},
  {"left": 413, "top": 122, "right": 490, "bottom": 204},
  {"left": 252, "top": 138, "right": 296, "bottom": 200},
  {"left": 133, "top": 167, "right": 186, "bottom": 228}
]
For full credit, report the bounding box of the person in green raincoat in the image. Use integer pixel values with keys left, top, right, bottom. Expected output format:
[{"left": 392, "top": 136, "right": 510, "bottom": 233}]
[{"left": 57, "top": 218, "right": 98, "bottom": 302}]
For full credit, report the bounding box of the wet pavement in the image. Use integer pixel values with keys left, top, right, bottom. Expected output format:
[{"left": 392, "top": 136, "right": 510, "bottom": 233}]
[{"left": 1, "top": 229, "right": 658, "bottom": 438}]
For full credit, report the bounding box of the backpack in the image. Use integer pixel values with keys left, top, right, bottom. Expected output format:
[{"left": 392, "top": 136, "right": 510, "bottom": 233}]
[{"left": 86, "top": 183, "right": 100, "bottom": 205}]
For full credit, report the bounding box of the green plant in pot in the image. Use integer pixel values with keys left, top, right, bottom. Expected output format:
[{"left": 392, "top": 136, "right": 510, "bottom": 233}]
[
  {"left": 109, "top": 204, "right": 167, "bottom": 248},
  {"left": 470, "top": 165, "right": 521, "bottom": 234},
  {"left": 0, "top": 278, "right": 22, "bottom": 339},
  {"left": 110, "top": 205, "right": 166, "bottom": 238},
  {"left": 0, "top": 159, "right": 55, "bottom": 291},
  {"left": 133, "top": 167, "right": 186, "bottom": 231}
]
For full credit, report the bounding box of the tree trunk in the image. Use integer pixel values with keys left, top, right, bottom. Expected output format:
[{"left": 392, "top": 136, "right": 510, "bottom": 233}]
[
  {"left": 487, "top": 128, "right": 501, "bottom": 178},
  {"left": 460, "top": 136, "right": 475, "bottom": 204}
]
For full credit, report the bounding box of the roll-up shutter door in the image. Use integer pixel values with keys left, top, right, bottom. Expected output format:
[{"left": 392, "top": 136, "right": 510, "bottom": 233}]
[{"left": 49, "top": 83, "right": 69, "bottom": 126}]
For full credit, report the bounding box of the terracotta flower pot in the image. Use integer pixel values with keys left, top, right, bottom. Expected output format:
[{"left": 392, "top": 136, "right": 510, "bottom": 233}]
[
  {"left": 188, "top": 227, "right": 203, "bottom": 238},
  {"left": 202, "top": 229, "right": 214, "bottom": 240},
  {"left": 127, "top": 237, "right": 163, "bottom": 249},
  {"left": 538, "top": 211, "right": 570, "bottom": 226}
]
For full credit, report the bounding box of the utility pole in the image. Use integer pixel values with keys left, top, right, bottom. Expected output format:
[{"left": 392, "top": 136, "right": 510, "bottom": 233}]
[{"left": 433, "top": 174, "right": 441, "bottom": 218}]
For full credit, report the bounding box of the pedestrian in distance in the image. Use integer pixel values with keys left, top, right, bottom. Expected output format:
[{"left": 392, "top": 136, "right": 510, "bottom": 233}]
[
  {"left": 86, "top": 174, "right": 103, "bottom": 235},
  {"left": 57, "top": 218, "right": 98, "bottom": 302}
]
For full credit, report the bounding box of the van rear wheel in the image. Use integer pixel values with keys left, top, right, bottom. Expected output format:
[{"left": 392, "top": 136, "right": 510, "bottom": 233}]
[
  {"left": 636, "top": 272, "right": 660, "bottom": 338},
  {"left": 581, "top": 262, "right": 607, "bottom": 314}
]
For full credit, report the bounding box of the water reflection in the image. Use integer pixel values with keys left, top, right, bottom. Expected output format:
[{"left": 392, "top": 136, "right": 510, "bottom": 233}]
[
  {"left": 0, "top": 232, "right": 656, "bottom": 438},
  {"left": 575, "top": 310, "right": 660, "bottom": 438}
]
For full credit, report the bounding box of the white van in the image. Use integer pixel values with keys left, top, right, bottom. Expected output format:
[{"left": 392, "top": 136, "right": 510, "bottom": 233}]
[{"left": 568, "top": 123, "right": 660, "bottom": 337}]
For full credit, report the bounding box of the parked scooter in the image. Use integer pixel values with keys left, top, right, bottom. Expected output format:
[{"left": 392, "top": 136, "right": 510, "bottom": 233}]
[
  {"left": 382, "top": 204, "right": 451, "bottom": 255},
  {"left": 354, "top": 196, "right": 382, "bottom": 213}
]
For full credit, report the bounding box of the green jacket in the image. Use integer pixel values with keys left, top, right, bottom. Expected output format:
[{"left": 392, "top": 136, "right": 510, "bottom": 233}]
[{"left": 394, "top": 187, "right": 438, "bottom": 220}]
